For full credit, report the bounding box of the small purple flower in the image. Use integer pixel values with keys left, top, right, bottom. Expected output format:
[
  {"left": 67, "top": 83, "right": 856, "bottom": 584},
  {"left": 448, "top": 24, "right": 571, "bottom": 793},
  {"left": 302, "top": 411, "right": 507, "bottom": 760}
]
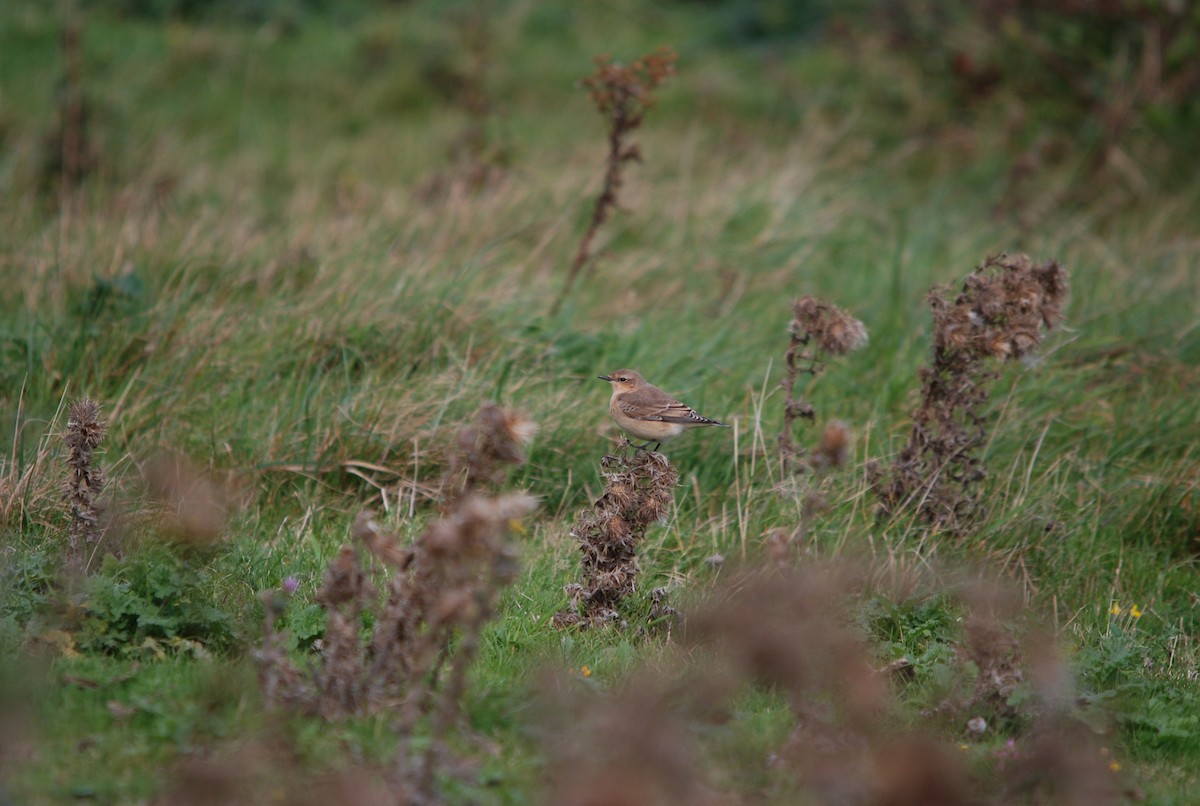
[{"left": 282, "top": 576, "right": 300, "bottom": 595}]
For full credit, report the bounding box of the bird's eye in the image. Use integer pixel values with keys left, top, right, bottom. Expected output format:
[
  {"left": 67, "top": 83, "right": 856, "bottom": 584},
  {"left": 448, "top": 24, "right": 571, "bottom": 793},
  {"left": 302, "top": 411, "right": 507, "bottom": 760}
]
[{"left": 618, "top": 376, "right": 628, "bottom": 382}]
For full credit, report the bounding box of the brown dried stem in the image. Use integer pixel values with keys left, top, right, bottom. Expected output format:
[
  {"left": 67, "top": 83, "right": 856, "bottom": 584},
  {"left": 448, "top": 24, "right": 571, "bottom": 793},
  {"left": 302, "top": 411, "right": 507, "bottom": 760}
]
[
  {"left": 43, "top": 0, "right": 95, "bottom": 203},
  {"left": 551, "top": 47, "right": 677, "bottom": 315}
]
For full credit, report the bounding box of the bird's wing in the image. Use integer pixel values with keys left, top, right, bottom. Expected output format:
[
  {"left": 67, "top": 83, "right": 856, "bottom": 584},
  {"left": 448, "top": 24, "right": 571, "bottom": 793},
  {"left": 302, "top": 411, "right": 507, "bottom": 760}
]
[{"left": 618, "top": 393, "right": 722, "bottom": 425}]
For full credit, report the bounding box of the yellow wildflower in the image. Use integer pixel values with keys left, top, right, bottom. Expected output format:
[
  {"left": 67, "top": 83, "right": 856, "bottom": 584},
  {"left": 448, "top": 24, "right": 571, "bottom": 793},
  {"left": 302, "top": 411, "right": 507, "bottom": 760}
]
[
  {"left": 1130, "top": 604, "right": 1143, "bottom": 619},
  {"left": 1109, "top": 602, "right": 1121, "bottom": 616},
  {"left": 580, "top": 665, "right": 592, "bottom": 677}
]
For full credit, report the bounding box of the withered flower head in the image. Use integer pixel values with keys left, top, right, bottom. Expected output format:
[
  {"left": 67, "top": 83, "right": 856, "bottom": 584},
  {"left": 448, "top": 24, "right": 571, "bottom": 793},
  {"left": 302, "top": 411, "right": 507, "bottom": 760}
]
[{"left": 791, "top": 296, "right": 869, "bottom": 356}]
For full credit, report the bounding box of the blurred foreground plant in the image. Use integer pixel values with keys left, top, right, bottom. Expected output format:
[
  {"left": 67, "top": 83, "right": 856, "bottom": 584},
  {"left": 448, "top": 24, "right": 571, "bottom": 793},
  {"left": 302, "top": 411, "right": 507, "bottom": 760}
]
[
  {"left": 543, "top": 560, "right": 1122, "bottom": 805},
  {"left": 256, "top": 403, "right": 536, "bottom": 800}
]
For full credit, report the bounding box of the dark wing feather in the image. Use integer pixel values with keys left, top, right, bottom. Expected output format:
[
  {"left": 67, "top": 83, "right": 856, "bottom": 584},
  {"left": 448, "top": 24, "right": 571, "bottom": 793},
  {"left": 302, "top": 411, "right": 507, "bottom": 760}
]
[{"left": 618, "top": 397, "right": 723, "bottom": 425}]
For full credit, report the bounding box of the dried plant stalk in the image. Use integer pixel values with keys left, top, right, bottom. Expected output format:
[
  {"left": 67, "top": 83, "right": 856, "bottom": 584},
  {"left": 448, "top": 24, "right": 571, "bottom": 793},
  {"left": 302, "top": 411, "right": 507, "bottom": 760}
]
[
  {"left": 555, "top": 444, "right": 678, "bottom": 628},
  {"left": 778, "top": 296, "right": 867, "bottom": 475},
  {"left": 551, "top": 46, "right": 677, "bottom": 315},
  {"left": 871, "top": 254, "right": 1068, "bottom": 532},
  {"left": 256, "top": 405, "right": 536, "bottom": 801},
  {"left": 64, "top": 397, "right": 106, "bottom": 557}
]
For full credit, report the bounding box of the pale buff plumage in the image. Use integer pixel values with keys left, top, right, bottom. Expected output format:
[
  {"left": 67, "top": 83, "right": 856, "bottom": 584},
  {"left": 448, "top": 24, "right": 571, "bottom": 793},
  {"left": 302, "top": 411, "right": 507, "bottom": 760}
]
[{"left": 598, "top": 369, "right": 728, "bottom": 449}]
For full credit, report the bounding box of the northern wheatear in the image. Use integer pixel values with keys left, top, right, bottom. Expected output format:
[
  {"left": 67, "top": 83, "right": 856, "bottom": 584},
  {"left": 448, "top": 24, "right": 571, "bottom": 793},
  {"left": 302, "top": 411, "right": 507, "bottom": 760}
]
[{"left": 598, "top": 369, "right": 728, "bottom": 451}]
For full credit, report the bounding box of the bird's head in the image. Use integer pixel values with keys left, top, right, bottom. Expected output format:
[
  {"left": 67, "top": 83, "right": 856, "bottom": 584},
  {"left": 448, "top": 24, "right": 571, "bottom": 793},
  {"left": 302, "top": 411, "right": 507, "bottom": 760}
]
[{"left": 598, "top": 369, "right": 644, "bottom": 393}]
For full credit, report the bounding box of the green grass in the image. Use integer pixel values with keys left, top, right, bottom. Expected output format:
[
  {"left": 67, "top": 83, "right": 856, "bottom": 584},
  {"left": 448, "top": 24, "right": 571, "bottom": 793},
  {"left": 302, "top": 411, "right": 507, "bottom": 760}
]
[{"left": 2, "top": 0, "right": 1199, "bottom": 802}]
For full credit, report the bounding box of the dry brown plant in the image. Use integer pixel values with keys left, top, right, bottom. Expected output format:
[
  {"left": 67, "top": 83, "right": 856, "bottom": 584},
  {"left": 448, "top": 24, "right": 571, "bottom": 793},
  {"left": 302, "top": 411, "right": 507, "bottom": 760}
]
[
  {"left": 448, "top": 1, "right": 505, "bottom": 191},
  {"left": 256, "top": 405, "right": 537, "bottom": 801},
  {"left": 415, "top": 1, "right": 508, "bottom": 200},
  {"left": 870, "top": 254, "right": 1069, "bottom": 532},
  {"left": 445, "top": 402, "right": 536, "bottom": 502},
  {"left": 64, "top": 397, "right": 106, "bottom": 560},
  {"left": 554, "top": 443, "right": 678, "bottom": 628},
  {"left": 541, "top": 675, "right": 722, "bottom": 806},
  {"left": 779, "top": 296, "right": 867, "bottom": 476},
  {"left": 544, "top": 560, "right": 1121, "bottom": 805},
  {"left": 551, "top": 46, "right": 677, "bottom": 314},
  {"left": 153, "top": 738, "right": 395, "bottom": 806}
]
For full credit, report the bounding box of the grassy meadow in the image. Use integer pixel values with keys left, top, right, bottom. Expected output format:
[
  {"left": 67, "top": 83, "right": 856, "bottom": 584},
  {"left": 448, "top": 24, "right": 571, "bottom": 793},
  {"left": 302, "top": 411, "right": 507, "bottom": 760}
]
[{"left": 2, "top": 0, "right": 1199, "bottom": 802}]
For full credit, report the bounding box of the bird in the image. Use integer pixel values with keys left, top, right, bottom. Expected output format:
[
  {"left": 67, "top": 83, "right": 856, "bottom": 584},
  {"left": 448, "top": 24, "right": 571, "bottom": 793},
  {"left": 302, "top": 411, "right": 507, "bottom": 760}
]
[{"left": 598, "top": 369, "right": 728, "bottom": 451}]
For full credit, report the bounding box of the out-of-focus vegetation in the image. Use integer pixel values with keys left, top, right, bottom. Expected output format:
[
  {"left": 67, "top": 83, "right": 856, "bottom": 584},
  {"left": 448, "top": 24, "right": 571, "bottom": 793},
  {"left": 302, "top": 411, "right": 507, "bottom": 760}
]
[{"left": 2, "top": 0, "right": 1197, "bottom": 801}]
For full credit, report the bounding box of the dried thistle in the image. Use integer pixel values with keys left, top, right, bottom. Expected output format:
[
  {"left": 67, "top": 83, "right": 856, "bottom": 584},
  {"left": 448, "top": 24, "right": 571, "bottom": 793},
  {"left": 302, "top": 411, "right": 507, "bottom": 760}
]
[
  {"left": 870, "top": 254, "right": 1069, "bottom": 532},
  {"left": 779, "top": 297, "right": 867, "bottom": 475},
  {"left": 312, "top": 545, "right": 374, "bottom": 719},
  {"left": 256, "top": 584, "right": 308, "bottom": 712},
  {"left": 555, "top": 443, "right": 678, "bottom": 628},
  {"left": 448, "top": 1, "right": 506, "bottom": 190},
  {"left": 551, "top": 46, "right": 677, "bottom": 314},
  {"left": 256, "top": 407, "right": 537, "bottom": 801},
  {"left": 811, "top": 420, "right": 851, "bottom": 472},
  {"left": 689, "top": 565, "right": 889, "bottom": 734},
  {"left": 64, "top": 397, "right": 106, "bottom": 557},
  {"left": 445, "top": 402, "right": 536, "bottom": 501}
]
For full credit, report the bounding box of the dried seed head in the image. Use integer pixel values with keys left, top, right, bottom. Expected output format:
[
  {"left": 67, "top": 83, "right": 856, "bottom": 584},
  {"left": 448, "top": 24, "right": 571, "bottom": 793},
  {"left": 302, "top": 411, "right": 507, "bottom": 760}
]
[
  {"left": 352, "top": 510, "right": 412, "bottom": 570},
  {"left": 66, "top": 398, "right": 105, "bottom": 452},
  {"left": 448, "top": 404, "right": 537, "bottom": 498},
  {"left": 502, "top": 410, "right": 538, "bottom": 447},
  {"left": 142, "top": 452, "right": 229, "bottom": 545},
  {"left": 791, "top": 296, "right": 869, "bottom": 356}
]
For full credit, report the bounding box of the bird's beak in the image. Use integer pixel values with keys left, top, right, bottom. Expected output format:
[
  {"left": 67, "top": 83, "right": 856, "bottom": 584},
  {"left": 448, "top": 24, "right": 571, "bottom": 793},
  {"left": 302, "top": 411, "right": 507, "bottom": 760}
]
[{"left": 597, "top": 375, "right": 612, "bottom": 382}]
